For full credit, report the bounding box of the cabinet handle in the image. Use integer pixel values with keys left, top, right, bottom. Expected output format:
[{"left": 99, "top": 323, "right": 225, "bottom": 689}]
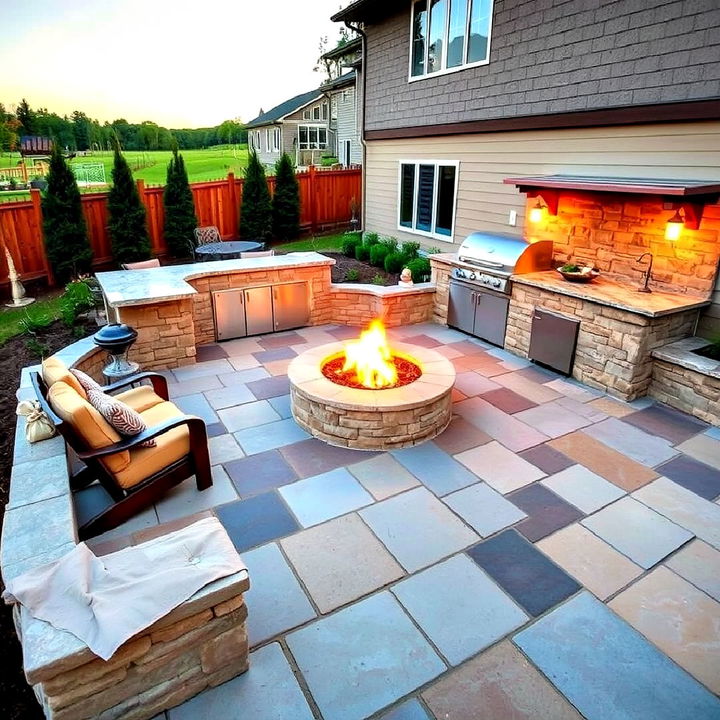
[
  {"left": 533, "top": 314, "right": 542, "bottom": 320},
  {"left": 245, "top": 292, "right": 250, "bottom": 303},
  {"left": 471, "top": 292, "right": 476, "bottom": 303}
]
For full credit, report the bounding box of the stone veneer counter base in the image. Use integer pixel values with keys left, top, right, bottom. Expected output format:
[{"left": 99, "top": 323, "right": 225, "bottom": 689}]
[{"left": 288, "top": 342, "right": 456, "bottom": 450}]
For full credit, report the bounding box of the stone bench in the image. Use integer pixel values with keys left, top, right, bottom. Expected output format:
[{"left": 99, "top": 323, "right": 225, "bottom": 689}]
[{"left": 1, "top": 337, "right": 250, "bottom": 720}]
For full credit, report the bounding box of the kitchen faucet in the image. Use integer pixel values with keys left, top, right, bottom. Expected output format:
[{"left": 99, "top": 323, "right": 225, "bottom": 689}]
[{"left": 636, "top": 252, "right": 653, "bottom": 293}]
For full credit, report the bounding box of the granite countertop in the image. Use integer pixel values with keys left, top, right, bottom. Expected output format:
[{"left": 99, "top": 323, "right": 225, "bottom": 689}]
[
  {"left": 96, "top": 252, "right": 335, "bottom": 307},
  {"left": 512, "top": 271, "right": 711, "bottom": 318}
]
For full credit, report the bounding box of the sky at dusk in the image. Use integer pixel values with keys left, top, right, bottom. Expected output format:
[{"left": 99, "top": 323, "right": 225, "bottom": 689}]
[{"left": 0, "top": 0, "right": 345, "bottom": 128}]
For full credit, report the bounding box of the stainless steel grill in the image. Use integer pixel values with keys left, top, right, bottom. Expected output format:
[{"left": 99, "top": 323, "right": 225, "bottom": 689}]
[{"left": 454, "top": 231, "right": 553, "bottom": 293}]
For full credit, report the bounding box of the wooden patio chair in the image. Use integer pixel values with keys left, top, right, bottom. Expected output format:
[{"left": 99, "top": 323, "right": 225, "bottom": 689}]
[
  {"left": 32, "top": 360, "right": 212, "bottom": 540},
  {"left": 240, "top": 250, "right": 275, "bottom": 258}
]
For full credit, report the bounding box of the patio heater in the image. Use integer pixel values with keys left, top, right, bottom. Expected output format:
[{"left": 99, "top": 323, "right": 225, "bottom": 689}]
[{"left": 93, "top": 323, "right": 139, "bottom": 383}]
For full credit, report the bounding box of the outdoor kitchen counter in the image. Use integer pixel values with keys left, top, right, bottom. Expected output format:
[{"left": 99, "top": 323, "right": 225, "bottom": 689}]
[
  {"left": 512, "top": 271, "right": 711, "bottom": 317},
  {"left": 96, "top": 252, "right": 335, "bottom": 308}
]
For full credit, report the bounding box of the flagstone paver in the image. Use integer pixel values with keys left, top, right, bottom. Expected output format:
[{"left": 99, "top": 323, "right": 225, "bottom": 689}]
[
  {"left": 279, "top": 468, "right": 373, "bottom": 527},
  {"left": 281, "top": 514, "right": 404, "bottom": 613},
  {"left": 167, "top": 643, "right": 314, "bottom": 720},
  {"left": 392, "top": 442, "right": 479, "bottom": 496},
  {"left": 514, "top": 592, "right": 720, "bottom": 720},
  {"left": 172, "top": 392, "right": 219, "bottom": 424},
  {"left": 510, "top": 483, "right": 584, "bottom": 542},
  {"left": 422, "top": 641, "right": 583, "bottom": 720},
  {"left": 443, "top": 482, "right": 527, "bottom": 537},
  {"left": 242, "top": 543, "right": 316, "bottom": 646},
  {"left": 391, "top": 555, "right": 528, "bottom": 665},
  {"left": 665, "top": 539, "right": 720, "bottom": 602},
  {"left": 536, "top": 524, "right": 643, "bottom": 600},
  {"left": 224, "top": 449, "right": 298, "bottom": 498},
  {"left": 540, "top": 464, "right": 626, "bottom": 513},
  {"left": 455, "top": 441, "right": 545, "bottom": 494},
  {"left": 286, "top": 592, "right": 446, "bottom": 720},
  {"left": 347, "top": 454, "right": 420, "bottom": 500},
  {"left": 467, "top": 530, "right": 581, "bottom": 616},
  {"left": 609, "top": 566, "right": 720, "bottom": 693},
  {"left": 581, "top": 496, "right": 693, "bottom": 568},
  {"left": 129, "top": 325, "right": 720, "bottom": 719},
  {"left": 360, "top": 487, "right": 479, "bottom": 572}
]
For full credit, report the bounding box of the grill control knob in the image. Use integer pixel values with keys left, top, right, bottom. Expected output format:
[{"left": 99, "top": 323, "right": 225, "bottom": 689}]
[
  {"left": 493, "top": 279, "right": 501, "bottom": 288},
  {"left": 469, "top": 272, "right": 476, "bottom": 280}
]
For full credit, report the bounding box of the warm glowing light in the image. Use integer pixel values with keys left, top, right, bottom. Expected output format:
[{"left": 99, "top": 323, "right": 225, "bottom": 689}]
[
  {"left": 342, "top": 320, "right": 398, "bottom": 389},
  {"left": 529, "top": 200, "right": 544, "bottom": 223},
  {"left": 665, "top": 210, "right": 684, "bottom": 241}
]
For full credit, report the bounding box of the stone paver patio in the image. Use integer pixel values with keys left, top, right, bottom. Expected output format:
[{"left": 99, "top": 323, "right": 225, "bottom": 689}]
[{"left": 84, "top": 323, "right": 720, "bottom": 720}]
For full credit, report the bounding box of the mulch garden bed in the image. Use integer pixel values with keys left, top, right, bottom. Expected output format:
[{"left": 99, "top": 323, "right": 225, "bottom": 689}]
[
  {"left": 0, "top": 317, "right": 96, "bottom": 720},
  {"left": 325, "top": 252, "right": 400, "bottom": 286}
]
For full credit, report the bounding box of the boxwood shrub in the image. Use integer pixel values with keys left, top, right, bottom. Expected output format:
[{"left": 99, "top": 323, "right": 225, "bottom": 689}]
[
  {"left": 341, "top": 233, "right": 361, "bottom": 257},
  {"left": 369, "top": 243, "right": 391, "bottom": 268},
  {"left": 355, "top": 244, "right": 370, "bottom": 261},
  {"left": 384, "top": 251, "right": 405, "bottom": 274},
  {"left": 405, "top": 257, "right": 431, "bottom": 282}
]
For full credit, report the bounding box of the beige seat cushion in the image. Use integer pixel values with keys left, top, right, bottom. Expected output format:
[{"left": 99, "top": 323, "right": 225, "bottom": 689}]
[
  {"left": 42, "top": 357, "right": 87, "bottom": 399},
  {"left": 123, "top": 259, "right": 161, "bottom": 270},
  {"left": 113, "top": 401, "right": 190, "bottom": 489},
  {"left": 114, "top": 385, "right": 165, "bottom": 414},
  {"left": 47, "top": 382, "right": 130, "bottom": 474}
]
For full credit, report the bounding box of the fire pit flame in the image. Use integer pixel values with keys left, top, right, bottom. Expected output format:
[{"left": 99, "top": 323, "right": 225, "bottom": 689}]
[{"left": 342, "top": 320, "right": 398, "bottom": 389}]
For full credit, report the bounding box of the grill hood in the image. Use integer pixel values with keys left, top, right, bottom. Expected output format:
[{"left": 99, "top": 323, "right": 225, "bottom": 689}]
[{"left": 457, "top": 231, "right": 553, "bottom": 275}]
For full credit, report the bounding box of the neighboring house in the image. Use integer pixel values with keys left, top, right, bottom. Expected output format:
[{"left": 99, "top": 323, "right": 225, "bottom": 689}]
[
  {"left": 332, "top": 0, "right": 720, "bottom": 331},
  {"left": 246, "top": 89, "right": 332, "bottom": 168}
]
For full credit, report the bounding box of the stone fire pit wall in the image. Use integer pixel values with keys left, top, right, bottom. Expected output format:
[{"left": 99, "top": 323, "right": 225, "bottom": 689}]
[{"left": 2, "top": 338, "right": 250, "bottom": 720}]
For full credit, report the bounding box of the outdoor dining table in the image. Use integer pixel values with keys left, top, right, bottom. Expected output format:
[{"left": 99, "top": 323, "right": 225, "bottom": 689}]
[{"left": 195, "top": 241, "right": 264, "bottom": 261}]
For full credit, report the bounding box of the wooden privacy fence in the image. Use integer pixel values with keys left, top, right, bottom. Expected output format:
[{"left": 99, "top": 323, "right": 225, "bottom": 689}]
[{"left": 0, "top": 166, "right": 361, "bottom": 284}]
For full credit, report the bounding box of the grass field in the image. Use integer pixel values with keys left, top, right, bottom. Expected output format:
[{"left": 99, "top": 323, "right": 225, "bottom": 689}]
[{"left": 0, "top": 145, "right": 249, "bottom": 193}]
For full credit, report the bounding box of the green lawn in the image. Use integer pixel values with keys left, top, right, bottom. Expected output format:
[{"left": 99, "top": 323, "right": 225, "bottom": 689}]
[
  {"left": 0, "top": 296, "right": 63, "bottom": 345},
  {"left": 0, "top": 145, "right": 249, "bottom": 193},
  {"left": 273, "top": 233, "right": 347, "bottom": 253}
]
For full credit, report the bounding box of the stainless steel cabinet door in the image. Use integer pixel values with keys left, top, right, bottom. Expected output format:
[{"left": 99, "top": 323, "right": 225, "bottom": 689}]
[
  {"left": 244, "top": 286, "right": 274, "bottom": 336},
  {"left": 448, "top": 281, "right": 476, "bottom": 334},
  {"left": 214, "top": 290, "right": 247, "bottom": 341},
  {"left": 273, "top": 282, "right": 309, "bottom": 332},
  {"left": 474, "top": 292, "right": 509, "bottom": 347},
  {"left": 528, "top": 308, "right": 579, "bottom": 375}
]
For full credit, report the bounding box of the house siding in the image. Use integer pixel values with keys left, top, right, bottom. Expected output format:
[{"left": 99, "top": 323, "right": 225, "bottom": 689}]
[
  {"left": 363, "top": 120, "right": 720, "bottom": 334},
  {"left": 363, "top": 0, "right": 720, "bottom": 132},
  {"left": 336, "top": 86, "right": 362, "bottom": 165}
]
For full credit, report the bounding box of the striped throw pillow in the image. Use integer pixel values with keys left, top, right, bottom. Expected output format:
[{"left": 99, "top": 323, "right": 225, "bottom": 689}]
[
  {"left": 70, "top": 368, "right": 102, "bottom": 393},
  {"left": 86, "top": 388, "right": 156, "bottom": 448}
]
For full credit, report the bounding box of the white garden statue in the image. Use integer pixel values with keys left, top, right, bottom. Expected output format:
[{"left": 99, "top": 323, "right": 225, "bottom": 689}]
[
  {"left": 398, "top": 267, "right": 414, "bottom": 287},
  {"left": 4, "top": 244, "right": 35, "bottom": 307}
]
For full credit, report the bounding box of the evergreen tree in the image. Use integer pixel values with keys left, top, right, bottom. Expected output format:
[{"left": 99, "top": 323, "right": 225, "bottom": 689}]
[
  {"left": 239, "top": 150, "right": 272, "bottom": 241},
  {"left": 42, "top": 145, "right": 92, "bottom": 283},
  {"left": 163, "top": 149, "right": 198, "bottom": 257},
  {"left": 272, "top": 153, "right": 300, "bottom": 242},
  {"left": 107, "top": 138, "right": 151, "bottom": 264}
]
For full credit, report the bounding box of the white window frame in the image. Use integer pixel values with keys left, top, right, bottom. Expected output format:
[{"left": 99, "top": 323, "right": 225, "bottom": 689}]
[
  {"left": 396, "top": 159, "right": 459, "bottom": 240},
  {"left": 250, "top": 130, "right": 262, "bottom": 151},
  {"left": 265, "top": 128, "right": 270, "bottom": 152},
  {"left": 312, "top": 105, "right": 321, "bottom": 120},
  {"left": 270, "top": 127, "right": 281, "bottom": 152},
  {"left": 303, "top": 109, "right": 311, "bottom": 120},
  {"left": 407, "top": 0, "right": 494, "bottom": 82},
  {"left": 298, "top": 124, "right": 328, "bottom": 150}
]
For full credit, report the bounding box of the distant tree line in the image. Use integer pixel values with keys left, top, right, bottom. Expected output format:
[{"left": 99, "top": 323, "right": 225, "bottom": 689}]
[{"left": 0, "top": 98, "right": 246, "bottom": 153}]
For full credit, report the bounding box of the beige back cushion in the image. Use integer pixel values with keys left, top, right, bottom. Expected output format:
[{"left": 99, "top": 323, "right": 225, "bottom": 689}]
[
  {"left": 48, "top": 381, "right": 130, "bottom": 474},
  {"left": 42, "top": 357, "right": 87, "bottom": 399}
]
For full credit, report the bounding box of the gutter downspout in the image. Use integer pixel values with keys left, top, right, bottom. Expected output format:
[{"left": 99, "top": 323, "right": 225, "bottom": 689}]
[{"left": 344, "top": 20, "right": 367, "bottom": 233}]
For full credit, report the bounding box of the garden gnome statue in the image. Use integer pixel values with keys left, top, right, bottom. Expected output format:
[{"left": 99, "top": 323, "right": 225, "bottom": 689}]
[
  {"left": 398, "top": 267, "right": 414, "bottom": 287},
  {"left": 4, "top": 245, "right": 35, "bottom": 307}
]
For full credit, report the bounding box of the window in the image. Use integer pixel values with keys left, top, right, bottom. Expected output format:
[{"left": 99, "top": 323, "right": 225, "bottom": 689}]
[
  {"left": 250, "top": 130, "right": 261, "bottom": 151},
  {"left": 398, "top": 161, "right": 458, "bottom": 238},
  {"left": 298, "top": 125, "right": 328, "bottom": 150},
  {"left": 265, "top": 128, "right": 270, "bottom": 152},
  {"left": 312, "top": 105, "right": 321, "bottom": 120},
  {"left": 321, "top": 102, "right": 328, "bottom": 120},
  {"left": 270, "top": 127, "right": 281, "bottom": 152},
  {"left": 410, "top": 0, "right": 493, "bottom": 79},
  {"left": 303, "top": 109, "right": 311, "bottom": 120}
]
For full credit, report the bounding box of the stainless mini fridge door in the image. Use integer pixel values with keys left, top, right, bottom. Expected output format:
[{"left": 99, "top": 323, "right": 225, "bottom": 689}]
[
  {"left": 214, "top": 289, "right": 247, "bottom": 341},
  {"left": 447, "top": 281, "right": 476, "bottom": 335},
  {"left": 273, "top": 282, "right": 309, "bottom": 332},
  {"left": 244, "top": 286, "right": 274, "bottom": 336}
]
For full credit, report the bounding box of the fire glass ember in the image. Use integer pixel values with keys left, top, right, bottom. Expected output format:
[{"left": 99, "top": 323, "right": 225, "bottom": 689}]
[{"left": 321, "top": 320, "right": 422, "bottom": 390}]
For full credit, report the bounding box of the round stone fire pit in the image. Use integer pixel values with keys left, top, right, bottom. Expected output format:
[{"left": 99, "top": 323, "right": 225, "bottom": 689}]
[{"left": 288, "top": 341, "right": 456, "bottom": 450}]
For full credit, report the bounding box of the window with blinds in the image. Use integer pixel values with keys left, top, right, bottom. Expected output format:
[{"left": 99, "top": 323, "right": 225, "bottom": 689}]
[{"left": 398, "top": 161, "right": 458, "bottom": 239}]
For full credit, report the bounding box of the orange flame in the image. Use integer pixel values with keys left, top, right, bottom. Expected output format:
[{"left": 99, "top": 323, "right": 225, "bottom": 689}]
[{"left": 342, "top": 320, "right": 398, "bottom": 389}]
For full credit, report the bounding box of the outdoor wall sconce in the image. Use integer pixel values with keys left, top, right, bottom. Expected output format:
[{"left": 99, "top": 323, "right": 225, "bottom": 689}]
[
  {"left": 665, "top": 209, "right": 684, "bottom": 241},
  {"left": 529, "top": 199, "right": 545, "bottom": 223}
]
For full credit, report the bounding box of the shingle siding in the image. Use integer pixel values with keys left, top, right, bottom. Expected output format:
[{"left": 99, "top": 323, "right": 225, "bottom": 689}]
[{"left": 363, "top": 0, "right": 720, "bottom": 131}]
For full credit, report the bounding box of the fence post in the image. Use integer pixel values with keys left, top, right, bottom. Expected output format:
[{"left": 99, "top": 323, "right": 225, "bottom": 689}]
[
  {"left": 227, "top": 172, "right": 237, "bottom": 239},
  {"left": 30, "top": 188, "right": 54, "bottom": 286},
  {"left": 308, "top": 165, "right": 317, "bottom": 234}
]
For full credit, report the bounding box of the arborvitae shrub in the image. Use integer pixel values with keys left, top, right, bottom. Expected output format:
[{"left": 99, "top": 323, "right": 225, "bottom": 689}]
[
  {"left": 341, "top": 233, "right": 361, "bottom": 257},
  {"left": 271, "top": 153, "right": 300, "bottom": 241},
  {"left": 107, "top": 140, "right": 151, "bottom": 264},
  {"left": 384, "top": 251, "right": 405, "bottom": 274},
  {"left": 240, "top": 150, "right": 272, "bottom": 242},
  {"left": 362, "top": 231, "right": 379, "bottom": 247},
  {"left": 42, "top": 145, "right": 92, "bottom": 283},
  {"left": 380, "top": 236, "right": 399, "bottom": 252},
  {"left": 163, "top": 149, "right": 197, "bottom": 258},
  {"left": 355, "top": 244, "right": 370, "bottom": 262},
  {"left": 369, "top": 244, "right": 390, "bottom": 268}
]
